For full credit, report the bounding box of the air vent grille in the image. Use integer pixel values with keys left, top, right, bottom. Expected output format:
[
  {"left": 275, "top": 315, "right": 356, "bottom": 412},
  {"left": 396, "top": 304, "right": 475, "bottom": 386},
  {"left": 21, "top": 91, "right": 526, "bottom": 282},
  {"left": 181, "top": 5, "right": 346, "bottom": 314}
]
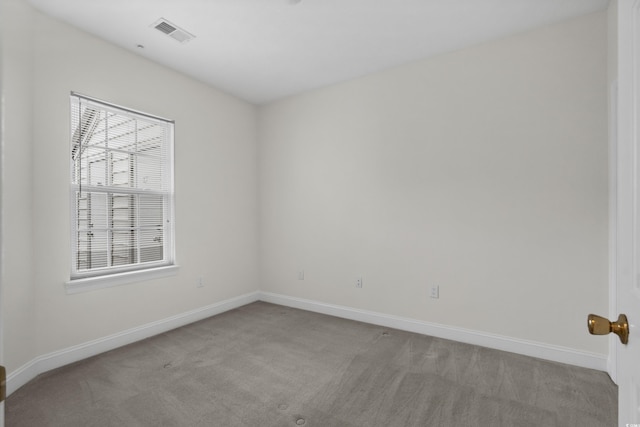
[
  {"left": 155, "top": 21, "right": 177, "bottom": 35},
  {"left": 151, "top": 18, "right": 195, "bottom": 44}
]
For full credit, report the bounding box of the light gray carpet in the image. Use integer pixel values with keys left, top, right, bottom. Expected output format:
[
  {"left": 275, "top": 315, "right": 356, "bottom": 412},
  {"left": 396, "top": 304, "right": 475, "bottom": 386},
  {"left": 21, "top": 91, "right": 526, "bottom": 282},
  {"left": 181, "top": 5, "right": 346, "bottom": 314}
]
[{"left": 7, "top": 302, "right": 617, "bottom": 426}]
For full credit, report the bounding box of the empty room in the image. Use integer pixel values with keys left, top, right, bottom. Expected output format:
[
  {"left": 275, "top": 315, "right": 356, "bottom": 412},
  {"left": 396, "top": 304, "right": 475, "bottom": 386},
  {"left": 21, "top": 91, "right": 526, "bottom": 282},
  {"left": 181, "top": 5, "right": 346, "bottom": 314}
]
[{"left": 1, "top": 0, "right": 637, "bottom": 425}]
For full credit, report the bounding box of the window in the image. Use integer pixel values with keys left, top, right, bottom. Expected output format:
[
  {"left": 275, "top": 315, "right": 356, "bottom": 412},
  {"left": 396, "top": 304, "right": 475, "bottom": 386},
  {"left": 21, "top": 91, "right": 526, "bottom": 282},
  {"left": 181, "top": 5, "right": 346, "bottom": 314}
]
[{"left": 69, "top": 93, "right": 175, "bottom": 285}]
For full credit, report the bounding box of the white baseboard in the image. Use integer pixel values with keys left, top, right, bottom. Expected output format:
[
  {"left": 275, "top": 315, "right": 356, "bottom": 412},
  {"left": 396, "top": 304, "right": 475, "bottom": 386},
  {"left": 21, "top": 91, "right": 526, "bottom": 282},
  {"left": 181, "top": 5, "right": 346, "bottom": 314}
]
[
  {"left": 6, "top": 291, "right": 260, "bottom": 396},
  {"left": 7, "top": 289, "right": 608, "bottom": 397},
  {"left": 258, "top": 291, "right": 608, "bottom": 372}
]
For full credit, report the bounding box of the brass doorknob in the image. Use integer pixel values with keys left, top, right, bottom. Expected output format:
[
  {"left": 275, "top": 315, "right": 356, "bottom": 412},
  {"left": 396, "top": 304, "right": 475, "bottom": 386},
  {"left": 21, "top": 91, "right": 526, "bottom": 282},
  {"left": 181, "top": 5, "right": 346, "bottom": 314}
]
[{"left": 587, "top": 313, "right": 629, "bottom": 344}]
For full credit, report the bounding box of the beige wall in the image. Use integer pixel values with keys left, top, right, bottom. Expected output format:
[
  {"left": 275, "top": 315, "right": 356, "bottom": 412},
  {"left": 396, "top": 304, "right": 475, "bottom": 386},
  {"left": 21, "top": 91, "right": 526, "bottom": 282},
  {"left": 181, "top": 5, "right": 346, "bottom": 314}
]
[
  {"left": 258, "top": 11, "right": 609, "bottom": 354},
  {"left": 2, "top": 0, "right": 259, "bottom": 372}
]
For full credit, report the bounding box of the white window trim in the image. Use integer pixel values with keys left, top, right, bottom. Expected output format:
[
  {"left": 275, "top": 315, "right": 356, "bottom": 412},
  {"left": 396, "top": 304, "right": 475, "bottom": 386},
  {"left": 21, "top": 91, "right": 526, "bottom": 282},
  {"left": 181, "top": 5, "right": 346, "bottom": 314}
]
[
  {"left": 65, "top": 265, "right": 180, "bottom": 294},
  {"left": 68, "top": 92, "right": 176, "bottom": 291}
]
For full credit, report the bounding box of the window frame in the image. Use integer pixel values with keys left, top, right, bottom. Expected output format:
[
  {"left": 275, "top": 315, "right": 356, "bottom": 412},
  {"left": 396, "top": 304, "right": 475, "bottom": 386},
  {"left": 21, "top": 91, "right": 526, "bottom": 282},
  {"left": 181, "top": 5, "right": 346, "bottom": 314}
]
[{"left": 66, "top": 93, "right": 177, "bottom": 292}]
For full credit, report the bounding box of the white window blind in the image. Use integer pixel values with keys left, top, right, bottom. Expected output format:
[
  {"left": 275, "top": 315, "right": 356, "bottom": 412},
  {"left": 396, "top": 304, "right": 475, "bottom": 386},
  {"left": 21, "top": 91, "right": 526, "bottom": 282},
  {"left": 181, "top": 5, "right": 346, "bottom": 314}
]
[{"left": 69, "top": 93, "right": 175, "bottom": 280}]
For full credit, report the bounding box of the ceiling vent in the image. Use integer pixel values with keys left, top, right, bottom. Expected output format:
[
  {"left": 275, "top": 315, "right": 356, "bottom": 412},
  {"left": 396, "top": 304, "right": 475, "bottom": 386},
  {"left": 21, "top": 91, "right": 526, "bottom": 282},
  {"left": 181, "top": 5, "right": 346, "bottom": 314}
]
[{"left": 152, "top": 18, "right": 195, "bottom": 44}]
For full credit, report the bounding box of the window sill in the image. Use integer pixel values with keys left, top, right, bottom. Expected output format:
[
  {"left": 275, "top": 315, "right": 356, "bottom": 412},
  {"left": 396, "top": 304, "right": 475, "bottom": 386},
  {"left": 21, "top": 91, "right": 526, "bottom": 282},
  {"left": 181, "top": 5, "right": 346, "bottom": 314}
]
[{"left": 65, "top": 265, "right": 179, "bottom": 294}]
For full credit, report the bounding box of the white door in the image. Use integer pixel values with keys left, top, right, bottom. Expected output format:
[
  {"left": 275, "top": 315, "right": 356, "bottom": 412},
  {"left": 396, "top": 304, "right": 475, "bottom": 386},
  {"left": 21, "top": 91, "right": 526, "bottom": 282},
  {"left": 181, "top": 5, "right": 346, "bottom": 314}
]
[{"left": 614, "top": 0, "right": 640, "bottom": 424}]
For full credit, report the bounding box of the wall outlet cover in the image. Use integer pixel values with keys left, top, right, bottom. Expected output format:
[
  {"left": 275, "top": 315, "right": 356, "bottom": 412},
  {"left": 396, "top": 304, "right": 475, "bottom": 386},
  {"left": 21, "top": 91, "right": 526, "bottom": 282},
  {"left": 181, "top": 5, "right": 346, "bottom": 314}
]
[{"left": 430, "top": 285, "right": 439, "bottom": 299}]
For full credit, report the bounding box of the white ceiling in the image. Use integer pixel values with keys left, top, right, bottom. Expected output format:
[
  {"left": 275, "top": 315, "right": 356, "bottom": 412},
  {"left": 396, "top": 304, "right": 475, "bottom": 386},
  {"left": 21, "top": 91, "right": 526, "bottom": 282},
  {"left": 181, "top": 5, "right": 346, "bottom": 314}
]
[{"left": 27, "top": 0, "right": 609, "bottom": 105}]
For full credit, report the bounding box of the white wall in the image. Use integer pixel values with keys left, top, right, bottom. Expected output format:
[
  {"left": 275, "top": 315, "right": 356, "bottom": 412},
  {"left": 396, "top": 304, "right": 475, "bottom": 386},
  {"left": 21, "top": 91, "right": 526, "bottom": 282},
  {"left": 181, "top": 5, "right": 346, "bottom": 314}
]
[
  {"left": 0, "top": 0, "right": 610, "bottom": 390},
  {"left": 0, "top": 0, "right": 37, "bottom": 375},
  {"left": 1, "top": 0, "right": 259, "bottom": 375},
  {"left": 258, "top": 11, "right": 609, "bottom": 355}
]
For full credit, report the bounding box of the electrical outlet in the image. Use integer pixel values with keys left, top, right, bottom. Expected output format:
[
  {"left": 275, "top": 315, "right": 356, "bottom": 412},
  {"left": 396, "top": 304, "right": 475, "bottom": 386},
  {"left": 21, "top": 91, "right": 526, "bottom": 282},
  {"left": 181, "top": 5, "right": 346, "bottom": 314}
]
[
  {"left": 430, "top": 285, "right": 439, "bottom": 299},
  {"left": 356, "top": 277, "right": 363, "bottom": 288},
  {"left": 197, "top": 277, "right": 204, "bottom": 288}
]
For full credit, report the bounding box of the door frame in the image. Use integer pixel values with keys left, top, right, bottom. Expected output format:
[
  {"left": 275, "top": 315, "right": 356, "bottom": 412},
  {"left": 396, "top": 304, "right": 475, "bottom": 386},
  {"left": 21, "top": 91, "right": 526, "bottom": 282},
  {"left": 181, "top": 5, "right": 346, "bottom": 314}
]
[
  {"left": 608, "top": 78, "right": 618, "bottom": 385},
  {"left": 0, "top": 4, "right": 6, "bottom": 423}
]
